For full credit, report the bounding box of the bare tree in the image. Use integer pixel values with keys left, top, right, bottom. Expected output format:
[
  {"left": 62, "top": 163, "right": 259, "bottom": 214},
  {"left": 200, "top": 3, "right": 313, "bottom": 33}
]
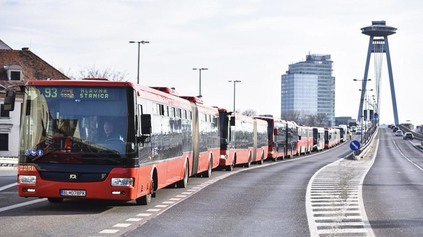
[
  {"left": 281, "top": 110, "right": 301, "bottom": 122},
  {"left": 64, "top": 65, "right": 129, "bottom": 81},
  {"left": 303, "top": 113, "right": 328, "bottom": 127},
  {"left": 242, "top": 109, "right": 257, "bottom": 117},
  {"left": 282, "top": 111, "right": 328, "bottom": 127}
]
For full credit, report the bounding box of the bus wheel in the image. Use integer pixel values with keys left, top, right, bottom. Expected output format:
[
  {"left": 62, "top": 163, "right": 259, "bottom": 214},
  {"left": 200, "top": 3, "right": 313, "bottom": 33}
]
[
  {"left": 245, "top": 160, "right": 251, "bottom": 168},
  {"left": 48, "top": 198, "right": 63, "bottom": 203},
  {"left": 176, "top": 162, "right": 189, "bottom": 188},
  {"left": 203, "top": 158, "right": 212, "bottom": 178},
  {"left": 226, "top": 158, "right": 236, "bottom": 171},
  {"left": 136, "top": 179, "right": 154, "bottom": 205},
  {"left": 136, "top": 193, "right": 151, "bottom": 205}
]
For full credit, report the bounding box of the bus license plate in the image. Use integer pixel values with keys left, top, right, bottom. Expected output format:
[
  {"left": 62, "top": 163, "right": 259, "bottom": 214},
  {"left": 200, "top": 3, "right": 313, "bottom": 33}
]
[{"left": 60, "top": 190, "right": 86, "bottom": 197}]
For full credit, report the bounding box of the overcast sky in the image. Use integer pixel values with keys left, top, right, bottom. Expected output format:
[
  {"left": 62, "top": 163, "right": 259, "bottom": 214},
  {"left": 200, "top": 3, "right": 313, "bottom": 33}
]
[{"left": 1, "top": 0, "right": 422, "bottom": 125}]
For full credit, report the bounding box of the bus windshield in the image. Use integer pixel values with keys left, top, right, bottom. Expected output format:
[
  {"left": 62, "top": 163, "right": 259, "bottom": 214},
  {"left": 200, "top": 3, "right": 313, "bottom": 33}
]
[{"left": 20, "top": 85, "right": 133, "bottom": 165}]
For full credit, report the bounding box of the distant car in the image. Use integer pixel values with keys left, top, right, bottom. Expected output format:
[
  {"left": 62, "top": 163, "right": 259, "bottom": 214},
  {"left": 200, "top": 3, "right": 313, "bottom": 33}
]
[
  {"left": 393, "top": 127, "right": 399, "bottom": 132},
  {"left": 394, "top": 130, "right": 403, "bottom": 136},
  {"left": 403, "top": 132, "right": 414, "bottom": 140}
]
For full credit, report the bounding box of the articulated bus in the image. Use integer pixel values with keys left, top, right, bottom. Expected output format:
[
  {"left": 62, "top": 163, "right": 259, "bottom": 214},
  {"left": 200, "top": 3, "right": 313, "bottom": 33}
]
[
  {"left": 324, "top": 128, "right": 340, "bottom": 149},
  {"left": 153, "top": 88, "right": 221, "bottom": 178},
  {"left": 296, "top": 125, "right": 313, "bottom": 156},
  {"left": 253, "top": 118, "right": 269, "bottom": 165},
  {"left": 218, "top": 109, "right": 266, "bottom": 170},
  {"left": 179, "top": 95, "right": 220, "bottom": 177},
  {"left": 17, "top": 79, "right": 213, "bottom": 205},
  {"left": 255, "top": 116, "right": 286, "bottom": 161},
  {"left": 312, "top": 127, "right": 325, "bottom": 151},
  {"left": 255, "top": 116, "right": 308, "bottom": 160}
]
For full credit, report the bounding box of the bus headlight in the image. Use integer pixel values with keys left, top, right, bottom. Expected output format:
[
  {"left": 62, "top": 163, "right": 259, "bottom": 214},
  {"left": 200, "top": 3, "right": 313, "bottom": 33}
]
[
  {"left": 111, "top": 178, "right": 134, "bottom": 187},
  {"left": 19, "top": 175, "right": 36, "bottom": 184}
]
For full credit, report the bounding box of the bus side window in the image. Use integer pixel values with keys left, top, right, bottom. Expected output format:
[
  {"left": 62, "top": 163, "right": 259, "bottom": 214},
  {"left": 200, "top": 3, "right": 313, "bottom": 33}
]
[{"left": 138, "top": 114, "right": 152, "bottom": 143}]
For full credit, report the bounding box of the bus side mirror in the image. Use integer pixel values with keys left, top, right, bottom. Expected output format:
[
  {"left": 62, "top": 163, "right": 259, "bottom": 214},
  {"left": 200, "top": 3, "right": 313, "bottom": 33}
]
[
  {"left": 141, "top": 114, "right": 152, "bottom": 135},
  {"left": 230, "top": 116, "right": 235, "bottom": 126},
  {"left": 3, "top": 90, "right": 16, "bottom": 111}
]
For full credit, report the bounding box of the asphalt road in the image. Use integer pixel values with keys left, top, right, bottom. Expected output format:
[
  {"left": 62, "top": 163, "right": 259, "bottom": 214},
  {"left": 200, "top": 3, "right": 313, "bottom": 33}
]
[
  {"left": 0, "top": 143, "right": 349, "bottom": 237},
  {"left": 2, "top": 129, "right": 421, "bottom": 237},
  {"left": 363, "top": 128, "right": 423, "bottom": 237}
]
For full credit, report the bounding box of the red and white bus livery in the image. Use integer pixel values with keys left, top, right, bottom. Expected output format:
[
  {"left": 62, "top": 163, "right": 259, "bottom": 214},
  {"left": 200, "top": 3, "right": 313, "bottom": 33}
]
[
  {"left": 17, "top": 79, "right": 215, "bottom": 204},
  {"left": 218, "top": 110, "right": 267, "bottom": 170}
]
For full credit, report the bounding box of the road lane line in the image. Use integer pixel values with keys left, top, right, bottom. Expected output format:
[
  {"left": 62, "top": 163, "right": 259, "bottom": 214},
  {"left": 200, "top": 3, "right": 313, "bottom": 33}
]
[
  {"left": 0, "top": 182, "right": 17, "bottom": 192},
  {"left": 0, "top": 198, "right": 46, "bottom": 213}
]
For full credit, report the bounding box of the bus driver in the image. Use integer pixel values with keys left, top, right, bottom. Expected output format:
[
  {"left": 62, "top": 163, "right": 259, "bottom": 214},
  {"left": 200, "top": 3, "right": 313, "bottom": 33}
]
[{"left": 103, "top": 121, "right": 121, "bottom": 141}]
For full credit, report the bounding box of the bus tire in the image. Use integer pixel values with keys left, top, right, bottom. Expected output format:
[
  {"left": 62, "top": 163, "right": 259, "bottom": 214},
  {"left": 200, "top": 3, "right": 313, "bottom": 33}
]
[
  {"left": 136, "top": 178, "right": 154, "bottom": 205},
  {"left": 203, "top": 158, "right": 212, "bottom": 178},
  {"left": 226, "top": 157, "right": 236, "bottom": 171},
  {"left": 176, "top": 162, "right": 189, "bottom": 188},
  {"left": 259, "top": 155, "right": 264, "bottom": 165},
  {"left": 136, "top": 193, "right": 151, "bottom": 205}
]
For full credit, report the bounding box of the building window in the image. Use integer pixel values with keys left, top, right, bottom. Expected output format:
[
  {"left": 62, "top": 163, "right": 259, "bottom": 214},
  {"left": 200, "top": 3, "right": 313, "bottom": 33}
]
[
  {"left": 1, "top": 104, "right": 10, "bottom": 117},
  {"left": 0, "top": 134, "right": 8, "bottom": 151},
  {"left": 10, "top": 70, "right": 21, "bottom": 80},
  {"left": 4, "top": 64, "right": 23, "bottom": 81}
]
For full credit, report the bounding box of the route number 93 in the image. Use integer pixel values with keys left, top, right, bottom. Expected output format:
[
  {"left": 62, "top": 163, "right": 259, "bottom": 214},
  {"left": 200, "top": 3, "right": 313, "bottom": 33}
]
[{"left": 44, "top": 88, "right": 58, "bottom": 98}]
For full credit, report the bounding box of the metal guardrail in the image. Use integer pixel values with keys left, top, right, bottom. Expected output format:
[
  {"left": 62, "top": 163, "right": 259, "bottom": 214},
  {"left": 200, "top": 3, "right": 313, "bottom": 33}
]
[{"left": 348, "top": 124, "right": 378, "bottom": 160}]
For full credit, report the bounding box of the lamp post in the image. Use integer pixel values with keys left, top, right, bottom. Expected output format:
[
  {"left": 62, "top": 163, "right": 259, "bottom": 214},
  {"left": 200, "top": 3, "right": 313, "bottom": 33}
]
[
  {"left": 129, "top": 40, "right": 149, "bottom": 84},
  {"left": 354, "top": 78, "right": 372, "bottom": 123},
  {"left": 228, "top": 80, "right": 241, "bottom": 112},
  {"left": 193, "top": 68, "right": 208, "bottom": 98},
  {"left": 359, "top": 88, "right": 373, "bottom": 142},
  {"left": 354, "top": 78, "right": 372, "bottom": 141}
]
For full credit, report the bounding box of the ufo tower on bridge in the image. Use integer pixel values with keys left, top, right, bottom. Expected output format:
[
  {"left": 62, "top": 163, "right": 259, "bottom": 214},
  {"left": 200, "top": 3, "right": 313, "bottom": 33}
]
[{"left": 358, "top": 20, "right": 399, "bottom": 125}]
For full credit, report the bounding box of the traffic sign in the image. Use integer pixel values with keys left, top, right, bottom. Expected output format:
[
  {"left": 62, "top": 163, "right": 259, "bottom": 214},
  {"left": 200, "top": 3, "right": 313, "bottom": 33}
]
[{"left": 350, "top": 140, "right": 361, "bottom": 151}]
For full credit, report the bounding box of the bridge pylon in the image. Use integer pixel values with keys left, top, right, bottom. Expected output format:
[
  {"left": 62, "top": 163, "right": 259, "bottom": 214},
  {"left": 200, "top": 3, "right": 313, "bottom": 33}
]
[{"left": 358, "top": 20, "right": 399, "bottom": 125}]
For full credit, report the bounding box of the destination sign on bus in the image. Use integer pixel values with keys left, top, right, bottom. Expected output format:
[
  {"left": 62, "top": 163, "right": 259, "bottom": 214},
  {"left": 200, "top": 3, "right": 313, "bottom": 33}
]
[{"left": 39, "top": 87, "right": 119, "bottom": 100}]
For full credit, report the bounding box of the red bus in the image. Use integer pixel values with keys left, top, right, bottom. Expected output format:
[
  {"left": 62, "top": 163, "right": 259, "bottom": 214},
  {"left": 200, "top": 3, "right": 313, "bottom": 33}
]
[
  {"left": 17, "top": 79, "right": 216, "bottom": 205},
  {"left": 218, "top": 109, "right": 267, "bottom": 170},
  {"left": 324, "top": 128, "right": 340, "bottom": 149},
  {"left": 253, "top": 118, "right": 269, "bottom": 165},
  {"left": 312, "top": 127, "right": 325, "bottom": 151},
  {"left": 179, "top": 95, "right": 220, "bottom": 177},
  {"left": 296, "top": 125, "right": 313, "bottom": 156},
  {"left": 152, "top": 88, "right": 221, "bottom": 178},
  {"left": 255, "top": 116, "right": 286, "bottom": 161}
]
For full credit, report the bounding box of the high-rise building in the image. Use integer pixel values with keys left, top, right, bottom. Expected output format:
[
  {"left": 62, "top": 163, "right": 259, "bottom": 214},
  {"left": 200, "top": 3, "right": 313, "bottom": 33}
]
[{"left": 281, "top": 54, "right": 335, "bottom": 126}]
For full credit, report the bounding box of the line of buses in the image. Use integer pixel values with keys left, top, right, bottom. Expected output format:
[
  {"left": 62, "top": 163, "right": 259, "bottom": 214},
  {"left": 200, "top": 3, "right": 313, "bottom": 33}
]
[{"left": 16, "top": 79, "right": 346, "bottom": 205}]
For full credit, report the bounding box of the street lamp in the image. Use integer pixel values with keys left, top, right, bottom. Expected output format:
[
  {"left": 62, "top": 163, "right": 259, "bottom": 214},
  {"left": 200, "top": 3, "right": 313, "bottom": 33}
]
[
  {"left": 228, "top": 80, "right": 241, "bottom": 112},
  {"left": 358, "top": 88, "right": 373, "bottom": 142},
  {"left": 129, "top": 40, "right": 149, "bottom": 84},
  {"left": 353, "top": 78, "right": 371, "bottom": 82},
  {"left": 193, "top": 68, "right": 208, "bottom": 98}
]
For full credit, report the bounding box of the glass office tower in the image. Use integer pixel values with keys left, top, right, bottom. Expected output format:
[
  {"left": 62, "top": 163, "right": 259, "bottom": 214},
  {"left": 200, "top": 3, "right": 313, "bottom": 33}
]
[{"left": 281, "top": 54, "right": 335, "bottom": 126}]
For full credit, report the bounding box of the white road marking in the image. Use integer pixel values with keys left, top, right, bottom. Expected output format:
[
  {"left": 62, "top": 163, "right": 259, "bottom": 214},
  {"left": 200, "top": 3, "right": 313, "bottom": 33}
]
[
  {"left": 126, "top": 218, "right": 142, "bottom": 222},
  {"left": 99, "top": 229, "right": 119, "bottom": 234},
  {"left": 136, "top": 213, "right": 152, "bottom": 217},
  {"left": 113, "top": 223, "right": 132, "bottom": 228},
  {"left": 0, "top": 182, "right": 17, "bottom": 192},
  {"left": 0, "top": 198, "right": 46, "bottom": 213}
]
